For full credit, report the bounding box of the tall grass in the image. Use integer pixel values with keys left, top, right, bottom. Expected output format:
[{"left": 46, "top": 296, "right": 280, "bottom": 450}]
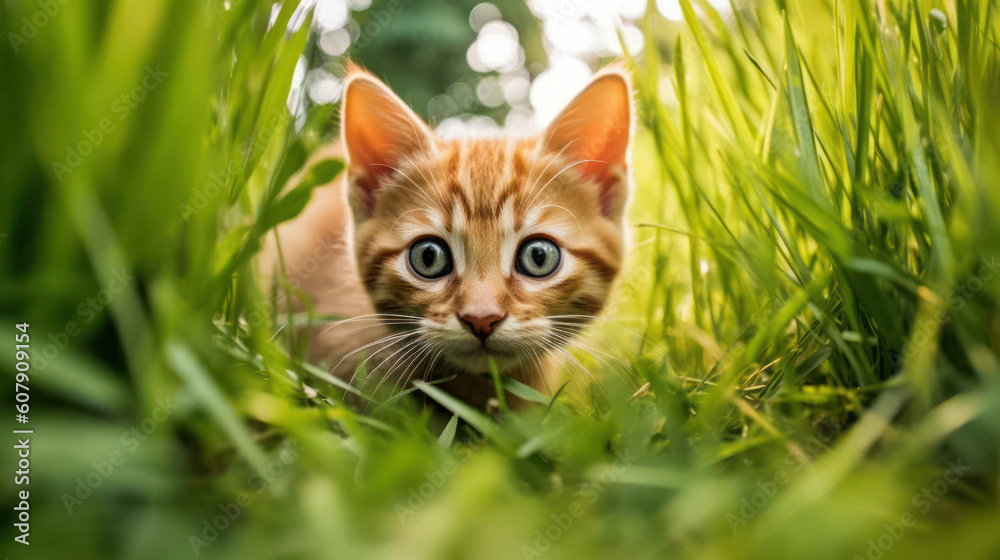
[{"left": 2, "top": 0, "right": 1000, "bottom": 559}]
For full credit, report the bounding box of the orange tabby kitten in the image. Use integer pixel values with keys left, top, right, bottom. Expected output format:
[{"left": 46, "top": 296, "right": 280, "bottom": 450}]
[{"left": 260, "top": 63, "right": 633, "bottom": 408}]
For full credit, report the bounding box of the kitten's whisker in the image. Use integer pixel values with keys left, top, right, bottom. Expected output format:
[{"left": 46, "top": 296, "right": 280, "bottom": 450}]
[
  {"left": 320, "top": 313, "right": 422, "bottom": 335},
  {"left": 546, "top": 328, "right": 637, "bottom": 388},
  {"left": 549, "top": 315, "right": 644, "bottom": 324},
  {"left": 387, "top": 348, "right": 424, "bottom": 397},
  {"left": 423, "top": 347, "right": 445, "bottom": 381},
  {"left": 358, "top": 338, "right": 421, "bottom": 413},
  {"left": 517, "top": 341, "right": 552, "bottom": 396},
  {"left": 548, "top": 316, "right": 661, "bottom": 351},
  {"left": 344, "top": 331, "right": 420, "bottom": 385},
  {"left": 534, "top": 204, "right": 583, "bottom": 232},
  {"left": 546, "top": 330, "right": 623, "bottom": 372},
  {"left": 548, "top": 325, "right": 631, "bottom": 365},
  {"left": 525, "top": 138, "right": 578, "bottom": 195},
  {"left": 526, "top": 158, "right": 604, "bottom": 211},
  {"left": 372, "top": 337, "right": 429, "bottom": 396},
  {"left": 370, "top": 163, "right": 437, "bottom": 208},
  {"left": 542, "top": 342, "right": 609, "bottom": 399},
  {"left": 329, "top": 312, "right": 423, "bottom": 324},
  {"left": 543, "top": 327, "right": 630, "bottom": 388},
  {"left": 389, "top": 208, "right": 434, "bottom": 234},
  {"left": 519, "top": 139, "right": 585, "bottom": 219},
  {"left": 338, "top": 331, "right": 414, "bottom": 376},
  {"left": 350, "top": 332, "right": 420, "bottom": 384},
  {"left": 402, "top": 119, "right": 432, "bottom": 162},
  {"left": 358, "top": 335, "right": 426, "bottom": 396},
  {"left": 548, "top": 314, "right": 649, "bottom": 332},
  {"left": 527, "top": 342, "right": 546, "bottom": 375},
  {"left": 372, "top": 339, "right": 433, "bottom": 404},
  {"left": 390, "top": 341, "right": 437, "bottom": 396},
  {"left": 522, "top": 142, "right": 546, "bottom": 195},
  {"left": 400, "top": 153, "right": 435, "bottom": 189},
  {"left": 320, "top": 321, "right": 422, "bottom": 339}
]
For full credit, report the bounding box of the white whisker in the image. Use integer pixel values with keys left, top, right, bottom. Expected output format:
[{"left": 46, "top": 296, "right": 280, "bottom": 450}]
[
  {"left": 344, "top": 331, "right": 420, "bottom": 385},
  {"left": 526, "top": 158, "right": 604, "bottom": 210},
  {"left": 358, "top": 335, "right": 426, "bottom": 395}
]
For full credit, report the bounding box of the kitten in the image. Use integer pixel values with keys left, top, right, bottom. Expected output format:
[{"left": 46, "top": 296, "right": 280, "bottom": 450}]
[{"left": 260, "top": 63, "right": 633, "bottom": 408}]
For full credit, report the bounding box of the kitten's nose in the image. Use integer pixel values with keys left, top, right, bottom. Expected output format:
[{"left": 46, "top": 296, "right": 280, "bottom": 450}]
[{"left": 458, "top": 312, "right": 506, "bottom": 341}]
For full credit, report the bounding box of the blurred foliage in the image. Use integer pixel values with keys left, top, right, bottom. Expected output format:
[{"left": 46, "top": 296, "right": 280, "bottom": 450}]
[
  {"left": 346, "top": 0, "right": 540, "bottom": 122},
  {"left": 2, "top": 0, "right": 1000, "bottom": 559}
]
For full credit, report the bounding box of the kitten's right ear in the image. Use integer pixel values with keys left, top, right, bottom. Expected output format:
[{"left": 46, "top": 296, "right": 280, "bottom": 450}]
[{"left": 341, "top": 64, "right": 433, "bottom": 215}]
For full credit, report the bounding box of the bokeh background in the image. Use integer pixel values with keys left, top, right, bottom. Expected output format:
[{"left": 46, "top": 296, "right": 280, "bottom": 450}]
[{"left": 3, "top": 0, "right": 1000, "bottom": 559}]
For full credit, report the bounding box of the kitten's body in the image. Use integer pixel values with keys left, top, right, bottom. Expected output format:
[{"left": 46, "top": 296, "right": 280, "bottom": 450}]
[
  {"left": 258, "top": 143, "right": 381, "bottom": 375},
  {"left": 261, "top": 65, "right": 632, "bottom": 408}
]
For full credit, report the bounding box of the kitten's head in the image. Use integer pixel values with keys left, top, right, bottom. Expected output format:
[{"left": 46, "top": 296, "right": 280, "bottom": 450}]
[{"left": 341, "top": 65, "right": 632, "bottom": 376}]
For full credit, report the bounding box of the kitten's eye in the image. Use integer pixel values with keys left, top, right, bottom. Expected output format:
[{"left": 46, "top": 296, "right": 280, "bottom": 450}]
[
  {"left": 516, "top": 238, "right": 561, "bottom": 278},
  {"left": 408, "top": 238, "right": 453, "bottom": 279}
]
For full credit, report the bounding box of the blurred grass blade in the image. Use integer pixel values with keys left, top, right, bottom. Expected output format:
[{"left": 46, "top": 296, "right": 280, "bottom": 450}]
[{"left": 166, "top": 341, "right": 268, "bottom": 469}]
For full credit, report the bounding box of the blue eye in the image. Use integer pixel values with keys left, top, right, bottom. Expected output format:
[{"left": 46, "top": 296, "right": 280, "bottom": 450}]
[
  {"left": 408, "top": 238, "right": 453, "bottom": 279},
  {"left": 516, "top": 238, "right": 561, "bottom": 278}
]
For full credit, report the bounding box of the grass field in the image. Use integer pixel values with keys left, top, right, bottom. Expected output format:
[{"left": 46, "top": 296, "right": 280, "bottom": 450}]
[{"left": 3, "top": 0, "right": 1000, "bottom": 558}]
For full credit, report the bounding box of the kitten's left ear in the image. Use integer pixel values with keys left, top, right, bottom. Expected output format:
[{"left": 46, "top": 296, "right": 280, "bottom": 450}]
[{"left": 538, "top": 67, "right": 633, "bottom": 220}]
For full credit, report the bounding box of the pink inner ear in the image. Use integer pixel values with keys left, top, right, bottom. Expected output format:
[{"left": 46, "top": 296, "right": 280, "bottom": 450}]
[
  {"left": 540, "top": 72, "right": 632, "bottom": 217},
  {"left": 341, "top": 70, "right": 433, "bottom": 213},
  {"left": 599, "top": 176, "right": 620, "bottom": 216},
  {"left": 353, "top": 175, "right": 379, "bottom": 215}
]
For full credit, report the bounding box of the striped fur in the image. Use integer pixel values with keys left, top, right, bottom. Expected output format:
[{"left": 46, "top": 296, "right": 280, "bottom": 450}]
[{"left": 263, "top": 65, "right": 633, "bottom": 408}]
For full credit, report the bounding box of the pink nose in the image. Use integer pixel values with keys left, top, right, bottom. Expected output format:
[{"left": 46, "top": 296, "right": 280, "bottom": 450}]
[{"left": 458, "top": 313, "right": 506, "bottom": 341}]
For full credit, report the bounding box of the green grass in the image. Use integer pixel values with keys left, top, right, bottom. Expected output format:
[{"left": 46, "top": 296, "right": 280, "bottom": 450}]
[{"left": 3, "top": 0, "right": 1000, "bottom": 559}]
